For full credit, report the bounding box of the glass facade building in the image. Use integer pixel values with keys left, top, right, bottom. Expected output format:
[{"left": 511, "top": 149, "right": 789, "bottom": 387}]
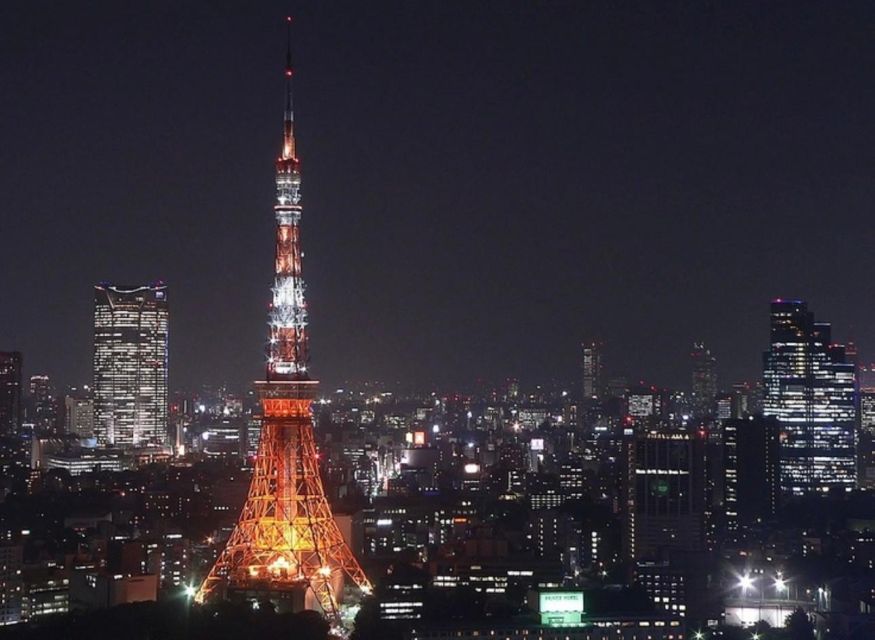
[
  {"left": 93, "top": 283, "right": 168, "bottom": 448},
  {"left": 763, "top": 300, "right": 855, "bottom": 494}
]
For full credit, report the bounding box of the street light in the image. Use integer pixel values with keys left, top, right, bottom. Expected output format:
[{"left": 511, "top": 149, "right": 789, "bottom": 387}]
[
  {"left": 774, "top": 576, "right": 787, "bottom": 592},
  {"left": 738, "top": 573, "right": 754, "bottom": 595},
  {"left": 184, "top": 584, "right": 197, "bottom": 599}
]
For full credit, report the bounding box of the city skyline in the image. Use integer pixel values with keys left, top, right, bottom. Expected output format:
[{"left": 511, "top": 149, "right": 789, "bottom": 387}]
[
  {"left": 3, "top": 2, "right": 874, "bottom": 391},
  {"left": 1, "top": 6, "right": 872, "bottom": 635}
]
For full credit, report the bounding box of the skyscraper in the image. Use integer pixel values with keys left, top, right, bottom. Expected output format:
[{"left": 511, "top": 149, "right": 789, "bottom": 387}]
[
  {"left": 722, "top": 417, "right": 780, "bottom": 540},
  {"left": 581, "top": 341, "right": 603, "bottom": 402},
  {"left": 93, "top": 283, "right": 168, "bottom": 448},
  {"left": 0, "top": 353, "right": 23, "bottom": 436},
  {"left": 690, "top": 342, "right": 717, "bottom": 419},
  {"left": 763, "top": 300, "right": 856, "bottom": 494},
  {"left": 28, "top": 375, "right": 56, "bottom": 435},
  {"left": 623, "top": 430, "right": 707, "bottom": 562}
]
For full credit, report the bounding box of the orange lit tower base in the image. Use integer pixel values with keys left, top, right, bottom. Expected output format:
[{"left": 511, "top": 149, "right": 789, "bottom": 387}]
[{"left": 195, "top": 380, "right": 372, "bottom": 619}]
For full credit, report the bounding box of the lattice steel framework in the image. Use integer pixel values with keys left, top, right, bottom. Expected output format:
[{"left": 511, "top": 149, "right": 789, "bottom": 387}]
[{"left": 195, "top": 18, "right": 372, "bottom": 624}]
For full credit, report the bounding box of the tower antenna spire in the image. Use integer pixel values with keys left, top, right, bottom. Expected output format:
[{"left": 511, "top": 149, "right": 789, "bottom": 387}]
[{"left": 283, "top": 15, "right": 295, "bottom": 161}]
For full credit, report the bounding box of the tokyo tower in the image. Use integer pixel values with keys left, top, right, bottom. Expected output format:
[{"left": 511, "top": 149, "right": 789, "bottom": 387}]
[{"left": 195, "top": 18, "right": 372, "bottom": 623}]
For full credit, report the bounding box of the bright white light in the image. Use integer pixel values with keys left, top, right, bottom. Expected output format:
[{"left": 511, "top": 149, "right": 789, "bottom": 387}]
[
  {"left": 738, "top": 574, "right": 754, "bottom": 591},
  {"left": 432, "top": 424, "right": 440, "bottom": 433},
  {"left": 184, "top": 585, "right": 197, "bottom": 598},
  {"left": 774, "top": 577, "right": 786, "bottom": 591}
]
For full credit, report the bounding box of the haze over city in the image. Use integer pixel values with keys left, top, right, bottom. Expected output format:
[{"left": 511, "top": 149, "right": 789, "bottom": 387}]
[{"left": 4, "top": 2, "right": 874, "bottom": 390}]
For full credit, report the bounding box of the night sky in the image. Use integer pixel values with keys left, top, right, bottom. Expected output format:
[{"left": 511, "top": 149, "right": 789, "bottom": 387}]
[{"left": 2, "top": 2, "right": 874, "bottom": 392}]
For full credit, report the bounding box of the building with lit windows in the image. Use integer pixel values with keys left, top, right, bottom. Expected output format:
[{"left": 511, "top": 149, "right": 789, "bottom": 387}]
[
  {"left": 623, "top": 431, "right": 706, "bottom": 562},
  {"left": 43, "top": 450, "right": 126, "bottom": 476},
  {"left": 723, "top": 417, "right": 780, "bottom": 539},
  {"left": 582, "top": 341, "right": 604, "bottom": 402},
  {"left": 93, "top": 283, "right": 168, "bottom": 449},
  {"left": 858, "top": 390, "right": 875, "bottom": 488},
  {"left": 0, "top": 353, "right": 23, "bottom": 437},
  {"left": 27, "top": 375, "right": 56, "bottom": 435},
  {"left": 690, "top": 342, "right": 717, "bottom": 419},
  {"left": 21, "top": 567, "right": 68, "bottom": 620},
  {"left": 762, "top": 300, "right": 856, "bottom": 494},
  {"left": 0, "top": 545, "right": 22, "bottom": 626},
  {"left": 64, "top": 391, "right": 94, "bottom": 438}
]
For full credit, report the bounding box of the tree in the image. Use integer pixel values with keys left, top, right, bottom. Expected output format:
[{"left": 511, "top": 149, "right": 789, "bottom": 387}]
[{"left": 786, "top": 607, "right": 815, "bottom": 640}]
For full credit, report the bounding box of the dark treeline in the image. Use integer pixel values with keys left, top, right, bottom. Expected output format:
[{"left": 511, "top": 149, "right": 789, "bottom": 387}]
[{"left": 0, "top": 600, "right": 331, "bottom": 640}]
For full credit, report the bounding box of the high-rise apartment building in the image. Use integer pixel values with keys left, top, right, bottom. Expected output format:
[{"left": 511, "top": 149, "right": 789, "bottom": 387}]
[
  {"left": 690, "top": 342, "right": 717, "bottom": 419},
  {"left": 763, "top": 300, "right": 856, "bottom": 494},
  {"left": 0, "top": 353, "right": 23, "bottom": 436},
  {"left": 93, "top": 283, "right": 168, "bottom": 448},
  {"left": 64, "top": 391, "right": 94, "bottom": 439},
  {"left": 582, "top": 341, "right": 603, "bottom": 402}
]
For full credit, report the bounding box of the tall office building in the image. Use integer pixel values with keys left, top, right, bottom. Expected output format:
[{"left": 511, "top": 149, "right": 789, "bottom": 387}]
[
  {"left": 763, "top": 300, "right": 856, "bottom": 494},
  {"left": 93, "top": 283, "right": 168, "bottom": 448},
  {"left": 582, "top": 341, "right": 603, "bottom": 401},
  {"left": 722, "top": 417, "right": 780, "bottom": 540},
  {"left": 27, "top": 376, "right": 56, "bottom": 435},
  {"left": 623, "top": 431, "right": 706, "bottom": 562},
  {"left": 690, "top": 342, "right": 717, "bottom": 419},
  {"left": 0, "top": 353, "right": 23, "bottom": 436}
]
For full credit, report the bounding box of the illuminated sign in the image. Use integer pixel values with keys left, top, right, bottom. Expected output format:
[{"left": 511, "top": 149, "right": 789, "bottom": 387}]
[
  {"left": 413, "top": 431, "right": 426, "bottom": 446},
  {"left": 463, "top": 463, "right": 480, "bottom": 474},
  {"left": 650, "top": 478, "right": 670, "bottom": 497},
  {"left": 539, "top": 591, "right": 584, "bottom": 627},
  {"left": 530, "top": 438, "right": 544, "bottom": 451}
]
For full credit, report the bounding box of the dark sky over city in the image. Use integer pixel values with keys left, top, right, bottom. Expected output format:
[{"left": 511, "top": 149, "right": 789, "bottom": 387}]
[{"left": 2, "top": 1, "right": 874, "bottom": 392}]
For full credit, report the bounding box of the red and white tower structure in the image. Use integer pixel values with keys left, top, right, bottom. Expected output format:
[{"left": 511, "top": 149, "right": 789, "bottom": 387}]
[{"left": 196, "top": 18, "right": 372, "bottom": 624}]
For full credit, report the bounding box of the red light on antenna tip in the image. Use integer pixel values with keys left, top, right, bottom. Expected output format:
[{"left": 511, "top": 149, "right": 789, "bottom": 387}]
[
  {"left": 285, "top": 69, "right": 293, "bottom": 77},
  {"left": 286, "top": 16, "right": 292, "bottom": 23}
]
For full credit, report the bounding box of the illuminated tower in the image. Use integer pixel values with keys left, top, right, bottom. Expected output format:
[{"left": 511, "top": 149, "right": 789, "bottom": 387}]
[{"left": 196, "top": 19, "right": 372, "bottom": 623}]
